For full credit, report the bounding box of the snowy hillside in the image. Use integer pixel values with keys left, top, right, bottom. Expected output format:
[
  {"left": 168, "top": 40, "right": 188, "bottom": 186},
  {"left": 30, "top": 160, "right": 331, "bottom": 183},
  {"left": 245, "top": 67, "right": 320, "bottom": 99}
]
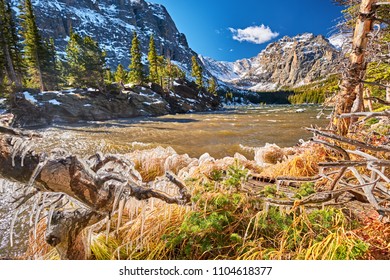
[{"left": 11, "top": 0, "right": 196, "bottom": 70}]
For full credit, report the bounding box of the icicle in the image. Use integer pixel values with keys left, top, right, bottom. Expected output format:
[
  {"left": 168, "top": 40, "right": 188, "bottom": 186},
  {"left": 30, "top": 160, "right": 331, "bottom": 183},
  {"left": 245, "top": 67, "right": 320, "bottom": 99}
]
[
  {"left": 139, "top": 206, "right": 146, "bottom": 251},
  {"left": 135, "top": 200, "right": 139, "bottom": 217},
  {"left": 129, "top": 198, "right": 135, "bottom": 220},
  {"left": 112, "top": 185, "right": 124, "bottom": 214},
  {"left": 10, "top": 208, "right": 21, "bottom": 247},
  {"left": 29, "top": 192, "right": 41, "bottom": 227},
  {"left": 86, "top": 228, "right": 93, "bottom": 252},
  {"left": 20, "top": 141, "right": 35, "bottom": 167},
  {"left": 46, "top": 203, "right": 56, "bottom": 232},
  {"left": 105, "top": 216, "right": 111, "bottom": 243},
  {"left": 11, "top": 138, "right": 24, "bottom": 167},
  {"left": 168, "top": 205, "right": 172, "bottom": 220},
  {"left": 10, "top": 137, "right": 18, "bottom": 146},
  {"left": 150, "top": 198, "right": 154, "bottom": 212},
  {"left": 33, "top": 193, "right": 47, "bottom": 240},
  {"left": 28, "top": 156, "right": 48, "bottom": 188},
  {"left": 264, "top": 202, "right": 270, "bottom": 214},
  {"left": 116, "top": 199, "right": 126, "bottom": 233}
]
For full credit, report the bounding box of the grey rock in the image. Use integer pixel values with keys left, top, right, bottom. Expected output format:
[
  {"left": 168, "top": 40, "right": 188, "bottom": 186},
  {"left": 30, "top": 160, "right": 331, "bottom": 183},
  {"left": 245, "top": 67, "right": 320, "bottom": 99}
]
[{"left": 10, "top": 81, "right": 220, "bottom": 127}]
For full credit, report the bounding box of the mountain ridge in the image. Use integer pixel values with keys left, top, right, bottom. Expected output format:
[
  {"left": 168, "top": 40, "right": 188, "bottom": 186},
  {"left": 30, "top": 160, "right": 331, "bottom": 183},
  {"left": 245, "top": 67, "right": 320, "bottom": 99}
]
[{"left": 203, "top": 33, "right": 342, "bottom": 91}]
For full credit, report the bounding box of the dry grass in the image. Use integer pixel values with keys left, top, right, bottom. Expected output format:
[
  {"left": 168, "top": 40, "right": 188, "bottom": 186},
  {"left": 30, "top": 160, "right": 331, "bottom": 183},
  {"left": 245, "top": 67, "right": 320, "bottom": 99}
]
[
  {"left": 260, "top": 144, "right": 328, "bottom": 178},
  {"left": 128, "top": 147, "right": 177, "bottom": 181},
  {"left": 22, "top": 142, "right": 387, "bottom": 260},
  {"left": 22, "top": 219, "right": 58, "bottom": 260}
]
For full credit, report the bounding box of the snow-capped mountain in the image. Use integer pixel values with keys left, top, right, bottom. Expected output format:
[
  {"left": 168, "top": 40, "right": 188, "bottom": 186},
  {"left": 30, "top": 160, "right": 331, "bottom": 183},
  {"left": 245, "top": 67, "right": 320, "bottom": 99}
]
[
  {"left": 12, "top": 0, "right": 197, "bottom": 70},
  {"left": 204, "top": 33, "right": 342, "bottom": 91}
]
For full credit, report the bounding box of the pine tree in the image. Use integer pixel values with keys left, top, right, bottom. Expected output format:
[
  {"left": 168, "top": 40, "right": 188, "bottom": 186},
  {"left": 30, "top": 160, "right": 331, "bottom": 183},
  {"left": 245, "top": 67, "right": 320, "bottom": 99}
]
[
  {"left": 42, "top": 37, "right": 59, "bottom": 90},
  {"left": 114, "top": 64, "right": 127, "bottom": 83},
  {"left": 0, "top": 0, "right": 23, "bottom": 89},
  {"left": 147, "top": 35, "right": 159, "bottom": 84},
  {"left": 65, "top": 29, "right": 84, "bottom": 87},
  {"left": 82, "top": 35, "right": 106, "bottom": 90},
  {"left": 208, "top": 77, "right": 218, "bottom": 96},
  {"left": 191, "top": 55, "right": 203, "bottom": 88},
  {"left": 105, "top": 69, "right": 114, "bottom": 83},
  {"left": 65, "top": 30, "right": 106, "bottom": 90},
  {"left": 128, "top": 31, "right": 144, "bottom": 85},
  {"left": 156, "top": 55, "right": 166, "bottom": 87},
  {"left": 20, "top": 0, "right": 55, "bottom": 91}
]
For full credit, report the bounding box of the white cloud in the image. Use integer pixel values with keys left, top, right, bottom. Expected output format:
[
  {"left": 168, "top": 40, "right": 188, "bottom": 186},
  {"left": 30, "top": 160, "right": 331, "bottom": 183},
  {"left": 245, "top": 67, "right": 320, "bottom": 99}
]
[{"left": 229, "top": 24, "right": 279, "bottom": 44}]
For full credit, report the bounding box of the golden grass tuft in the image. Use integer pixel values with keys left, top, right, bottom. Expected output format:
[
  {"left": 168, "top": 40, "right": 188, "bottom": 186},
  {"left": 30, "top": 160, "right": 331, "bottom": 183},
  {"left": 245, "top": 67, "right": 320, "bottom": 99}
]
[
  {"left": 261, "top": 144, "right": 328, "bottom": 178},
  {"left": 128, "top": 147, "right": 177, "bottom": 181}
]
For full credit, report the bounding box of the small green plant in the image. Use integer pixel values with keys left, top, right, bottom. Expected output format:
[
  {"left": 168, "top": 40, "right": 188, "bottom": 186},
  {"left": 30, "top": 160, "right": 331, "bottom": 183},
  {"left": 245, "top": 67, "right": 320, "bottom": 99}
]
[
  {"left": 210, "top": 169, "right": 224, "bottom": 181},
  {"left": 223, "top": 160, "right": 249, "bottom": 189},
  {"left": 365, "top": 117, "right": 380, "bottom": 126},
  {"left": 262, "top": 185, "right": 277, "bottom": 198},
  {"left": 294, "top": 182, "right": 315, "bottom": 199}
]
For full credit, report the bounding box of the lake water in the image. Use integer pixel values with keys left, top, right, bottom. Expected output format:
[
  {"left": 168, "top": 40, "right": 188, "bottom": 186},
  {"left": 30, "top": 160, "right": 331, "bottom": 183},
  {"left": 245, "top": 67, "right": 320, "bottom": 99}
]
[{"left": 35, "top": 105, "right": 330, "bottom": 159}]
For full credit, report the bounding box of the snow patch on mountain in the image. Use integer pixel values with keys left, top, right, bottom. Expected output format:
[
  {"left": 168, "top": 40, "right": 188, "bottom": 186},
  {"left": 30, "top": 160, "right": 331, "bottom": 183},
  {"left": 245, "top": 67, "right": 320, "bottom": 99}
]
[
  {"left": 328, "top": 32, "right": 351, "bottom": 50},
  {"left": 199, "top": 56, "right": 242, "bottom": 82}
]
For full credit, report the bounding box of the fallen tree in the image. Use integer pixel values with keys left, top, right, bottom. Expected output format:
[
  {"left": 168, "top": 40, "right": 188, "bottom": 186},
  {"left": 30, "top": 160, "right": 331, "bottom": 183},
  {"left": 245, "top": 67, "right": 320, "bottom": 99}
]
[{"left": 0, "top": 119, "right": 191, "bottom": 259}]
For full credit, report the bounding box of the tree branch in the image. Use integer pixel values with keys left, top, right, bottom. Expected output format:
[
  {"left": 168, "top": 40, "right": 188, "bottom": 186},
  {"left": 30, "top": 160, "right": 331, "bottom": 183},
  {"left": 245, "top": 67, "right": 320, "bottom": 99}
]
[{"left": 306, "top": 127, "right": 390, "bottom": 152}]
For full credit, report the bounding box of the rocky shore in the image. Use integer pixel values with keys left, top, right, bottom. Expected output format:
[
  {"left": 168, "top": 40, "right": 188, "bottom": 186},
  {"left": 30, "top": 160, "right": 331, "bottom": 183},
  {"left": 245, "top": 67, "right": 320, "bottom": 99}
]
[{"left": 4, "top": 80, "right": 220, "bottom": 127}]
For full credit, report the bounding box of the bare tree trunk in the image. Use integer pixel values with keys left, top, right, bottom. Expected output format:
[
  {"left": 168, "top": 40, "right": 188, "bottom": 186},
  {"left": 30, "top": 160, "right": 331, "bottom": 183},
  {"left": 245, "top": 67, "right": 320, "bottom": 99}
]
[
  {"left": 2, "top": 43, "right": 22, "bottom": 89},
  {"left": 333, "top": 0, "right": 377, "bottom": 135},
  {"left": 34, "top": 51, "right": 46, "bottom": 92}
]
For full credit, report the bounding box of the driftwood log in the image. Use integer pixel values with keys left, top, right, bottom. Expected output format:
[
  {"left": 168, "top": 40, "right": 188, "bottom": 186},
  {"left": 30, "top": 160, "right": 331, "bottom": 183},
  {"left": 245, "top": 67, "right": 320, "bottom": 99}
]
[{"left": 0, "top": 122, "right": 191, "bottom": 259}]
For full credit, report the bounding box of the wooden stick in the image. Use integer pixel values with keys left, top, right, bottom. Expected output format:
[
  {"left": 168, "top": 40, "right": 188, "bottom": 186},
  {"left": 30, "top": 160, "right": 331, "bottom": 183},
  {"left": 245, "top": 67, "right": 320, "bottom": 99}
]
[
  {"left": 307, "top": 128, "right": 390, "bottom": 152},
  {"left": 338, "top": 110, "right": 390, "bottom": 118},
  {"left": 319, "top": 160, "right": 390, "bottom": 168}
]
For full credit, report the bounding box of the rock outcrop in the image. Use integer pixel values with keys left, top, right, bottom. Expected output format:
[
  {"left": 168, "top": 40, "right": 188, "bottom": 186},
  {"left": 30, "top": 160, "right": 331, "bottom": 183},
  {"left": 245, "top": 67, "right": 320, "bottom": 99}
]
[
  {"left": 203, "top": 33, "right": 341, "bottom": 91},
  {"left": 8, "top": 81, "right": 220, "bottom": 127}
]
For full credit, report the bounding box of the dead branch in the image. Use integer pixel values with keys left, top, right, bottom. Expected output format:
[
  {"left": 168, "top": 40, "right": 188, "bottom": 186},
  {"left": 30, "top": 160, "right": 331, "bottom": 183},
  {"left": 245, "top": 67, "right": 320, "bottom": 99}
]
[
  {"left": 361, "top": 80, "right": 390, "bottom": 89},
  {"left": 276, "top": 175, "right": 322, "bottom": 182},
  {"left": 338, "top": 110, "right": 390, "bottom": 118},
  {"left": 364, "top": 97, "right": 390, "bottom": 106},
  {"left": 307, "top": 127, "right": 390, "bottom": 152},
  {"left": 319, "top": 160, "right": 390, "bottom": 168}
]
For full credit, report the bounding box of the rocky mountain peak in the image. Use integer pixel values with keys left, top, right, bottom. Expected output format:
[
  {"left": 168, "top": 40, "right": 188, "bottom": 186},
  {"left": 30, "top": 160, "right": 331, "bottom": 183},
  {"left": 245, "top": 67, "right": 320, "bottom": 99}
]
[{"left": 205, "top": 33, "right": 341, "bottom": 91}]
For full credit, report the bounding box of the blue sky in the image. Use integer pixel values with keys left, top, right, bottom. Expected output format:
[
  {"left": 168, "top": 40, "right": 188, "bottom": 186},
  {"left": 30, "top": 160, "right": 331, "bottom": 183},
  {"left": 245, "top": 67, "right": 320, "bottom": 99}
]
[{"left": 151, "top": 0, "right": 345, "bottom": 62}]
